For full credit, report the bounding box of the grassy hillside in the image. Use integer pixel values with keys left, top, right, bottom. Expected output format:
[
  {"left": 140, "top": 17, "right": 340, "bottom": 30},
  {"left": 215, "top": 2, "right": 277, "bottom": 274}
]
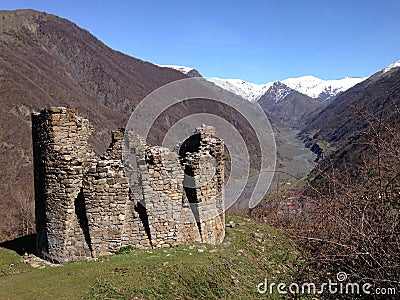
[{"left": 0, "top": 216, "right": 302, "bottom": 299}]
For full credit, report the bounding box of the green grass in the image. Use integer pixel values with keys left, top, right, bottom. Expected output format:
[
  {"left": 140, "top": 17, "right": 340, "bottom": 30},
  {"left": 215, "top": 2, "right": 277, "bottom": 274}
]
[{"left": 0, "top": 216, "right": 302, "bottom": 299}]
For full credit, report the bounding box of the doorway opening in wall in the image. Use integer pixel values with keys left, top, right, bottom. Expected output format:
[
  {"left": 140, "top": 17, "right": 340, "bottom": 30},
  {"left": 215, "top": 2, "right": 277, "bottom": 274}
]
[
  {"left": 179, "top": 134, "right": 202, "bottom": 235},
  {"left": 74, "top": 188, "right": 93, "bottom": 257}
]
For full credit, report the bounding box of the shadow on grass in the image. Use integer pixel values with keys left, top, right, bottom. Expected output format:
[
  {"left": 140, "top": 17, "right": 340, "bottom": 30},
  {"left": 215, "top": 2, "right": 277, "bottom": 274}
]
[{"left": 0, "top": 234, "right": 37, "bottom": 255}]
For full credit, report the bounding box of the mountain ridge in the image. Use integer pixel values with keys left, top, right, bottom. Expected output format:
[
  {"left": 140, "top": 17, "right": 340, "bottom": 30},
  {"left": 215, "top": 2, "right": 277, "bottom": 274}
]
[
  {"left": 160, "top": 65, "right": 366, "bottom": 103},
  {"left": 206, "top": 76, "right": 365, "bottom": 103},
  {"left": 281, "top": 75, "right": 365, "bottom": 102},
  {"left": 157, "top": 64, "right": 202, "bottom": 78},
  {"left": 257, "top": 82, "right": 322, "bottom": 128},
  {"left": 0, "top": 9, "right": 189, "bottom": 238},
  {"left": 300, "top": 61, "right": 400, "bottom": 149}
]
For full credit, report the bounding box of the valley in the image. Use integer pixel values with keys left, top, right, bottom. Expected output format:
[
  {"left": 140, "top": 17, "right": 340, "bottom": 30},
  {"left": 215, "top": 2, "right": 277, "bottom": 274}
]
[{"left": 276, "top": 130, "right": 317, "bottom": 180}]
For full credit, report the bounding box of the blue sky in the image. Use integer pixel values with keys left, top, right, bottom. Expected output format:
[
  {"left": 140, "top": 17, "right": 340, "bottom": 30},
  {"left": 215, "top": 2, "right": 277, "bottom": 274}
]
[{"left": 1, "top": 0, "right": 400, "bottom": 83}]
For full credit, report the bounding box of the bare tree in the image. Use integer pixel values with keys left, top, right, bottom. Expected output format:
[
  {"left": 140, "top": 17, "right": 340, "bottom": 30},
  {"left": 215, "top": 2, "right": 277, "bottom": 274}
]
[{"left": 251, "top": 96, "right": 400, "bottom": 295}]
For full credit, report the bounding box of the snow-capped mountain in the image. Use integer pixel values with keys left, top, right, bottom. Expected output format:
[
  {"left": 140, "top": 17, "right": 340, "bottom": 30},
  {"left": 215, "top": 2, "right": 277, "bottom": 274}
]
[
  {"left": 157, "top": 64, "right": 202, "bottom": 78},
  {"left": 383, "top": 60, "right": 400, "bottom": 73},
  {"left": 257, "top": 82, "right": 322, "bottom": 127},
  {"left": 159, "top": 64, "right": 365, "bottom": 102},
  {"left": 282, "top": 76, "right": 365, "bottom": 102},
  {"left": 360, "top": 60, "right": 400, "bottom": 83},
  {"left": 264, "top": 81, "right": 292, "bottom": 104},
  {"left": 207, "top": 78, "right": 273, "bottom": 101},
  {"left": 208, "top": 75, "right": 364, "bottom": 102}
]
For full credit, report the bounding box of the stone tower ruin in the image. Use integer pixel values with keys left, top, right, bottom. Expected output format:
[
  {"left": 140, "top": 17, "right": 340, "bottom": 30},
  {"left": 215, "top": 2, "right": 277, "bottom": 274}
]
[{"left": 32, "top": 107, "right": 225, "bottom": 263}]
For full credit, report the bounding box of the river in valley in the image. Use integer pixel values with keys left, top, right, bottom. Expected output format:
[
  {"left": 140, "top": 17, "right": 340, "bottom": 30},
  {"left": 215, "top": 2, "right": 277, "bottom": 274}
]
[{"left": 227, "top": 128, "right": 317, "bottom": 212}]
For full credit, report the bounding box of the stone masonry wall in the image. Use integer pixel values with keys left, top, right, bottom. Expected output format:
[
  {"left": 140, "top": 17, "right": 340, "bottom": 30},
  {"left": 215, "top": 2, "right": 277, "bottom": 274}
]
[
  {"left": 32, "top": 107, "right": 225, "bottom": 263},
  {"left": 32, "top": 107, "right": 94, "bottom": 262},
  {"left": 180, "top": 126, "right": 225, "bottom": 245}
]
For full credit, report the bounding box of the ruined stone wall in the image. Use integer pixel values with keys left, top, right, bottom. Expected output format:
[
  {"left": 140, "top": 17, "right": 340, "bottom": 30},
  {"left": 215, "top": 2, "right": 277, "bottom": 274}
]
[
  {"left": 180, "top": 125, "right": 225, "bottom": 245},
  {"left": 32, "top": 107, "right": 95, "bottom": 262},
  {"left": 32, "top": 107, "right": 225, "bottom": 263}
]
